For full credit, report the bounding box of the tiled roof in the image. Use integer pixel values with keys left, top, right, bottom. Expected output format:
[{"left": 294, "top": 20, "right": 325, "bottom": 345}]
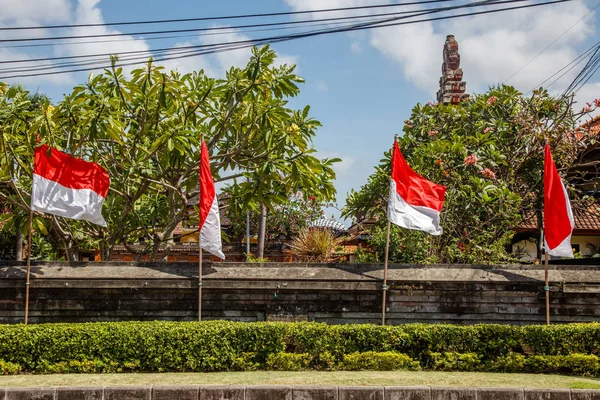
[{"left": 518, "top": 203, "right": 600, "bottom": 232}]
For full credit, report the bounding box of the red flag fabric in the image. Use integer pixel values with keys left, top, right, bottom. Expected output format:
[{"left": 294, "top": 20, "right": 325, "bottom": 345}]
[
  {"left": 199, "top": 141, "right": 224, "bottom": 259},
  {"left": 388, "top": 141, "right": 446, "bottom": 235},
  {"left": 31, "top": 144, "right": 110, "bottom": 226},
  {"left": 544, "top": 143, "right": 574, "bottom": 258}
]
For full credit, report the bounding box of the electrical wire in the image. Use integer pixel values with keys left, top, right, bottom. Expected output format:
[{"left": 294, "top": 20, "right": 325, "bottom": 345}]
[
  {"left": 0, "top": 0, "right": 572, "bottom": 80},
  {"left": 503, "top": 2, "right": 599, "bottom": 84},
  {"left": 0, "top": 0, "right": 503, "bottom": 67},
  {"left": 0, "top": 0, "right": 454, "bottom": 31}
]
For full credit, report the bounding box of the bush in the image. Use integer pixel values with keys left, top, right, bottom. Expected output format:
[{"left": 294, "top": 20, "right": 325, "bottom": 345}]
[
  {"left": 343, "top": 351, "right": 420, "bottom": 371},
  {"left": 266, "top": 353, "right": 311, "bottom": 371},
  {"left": 0, "top": 321, "right": 599, "bottom": 375},
  {"left": 0, "top": 360, "right": 21, "bottom": 375},
  {"left": 430, "top": 352, "right": 481, "bottom": 371}
]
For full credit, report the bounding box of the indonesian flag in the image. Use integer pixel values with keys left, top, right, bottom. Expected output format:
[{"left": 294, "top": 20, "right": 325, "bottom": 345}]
[
  {"left": 31, "top": 144, "right": 110, "bottom": 226},
  {"left": 387, "top": 142, "right": 446, "bottom": 235},
  {"left": 199, "top": 141, "right": 225, "bottom": 259},
  {"left": 544, "top": 143, "right": 574, "bottom": 258}
]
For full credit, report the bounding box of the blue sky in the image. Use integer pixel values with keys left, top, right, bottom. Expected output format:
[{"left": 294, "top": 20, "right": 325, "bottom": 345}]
[{"left": 1, "top": 0, "right": 599, "bottom": 222}]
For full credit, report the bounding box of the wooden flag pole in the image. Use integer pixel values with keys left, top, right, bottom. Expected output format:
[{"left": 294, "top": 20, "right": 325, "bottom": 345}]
[
  {"left": 544, "top": 251, "right": 550, "bottom": 325},
  {"left": 198, "top": 246, "right": 203, "bottom": 322},
  {"left": 24, "top": 209, "right": 34, "bottom": 325},
  {"left": 381, "top": 220, "right": 391, "bottom": 326}
]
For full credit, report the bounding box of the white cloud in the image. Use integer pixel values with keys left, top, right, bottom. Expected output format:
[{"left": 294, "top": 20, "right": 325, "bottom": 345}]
[
  {"left": 350, "top": 41, "right": 362, "bottom": 54},
  {"left": 284, "top": 0, "right": 597, "bottom": 97}
]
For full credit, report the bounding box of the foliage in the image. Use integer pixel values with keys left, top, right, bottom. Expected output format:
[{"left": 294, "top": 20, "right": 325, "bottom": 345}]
[
  {"left": 362, "top": 225, "right": 435, "bottom": 264},
  {"left": 226, "top": 192, "right": 325, "bottom": 242},
  {"left": 342, "top": 351, "right": 420, "bottom": 371},
  {"left": 0, "top": 360, "right": 21, "bottom": 375},
  {"left": 344, "top": 85, "right": 598, "bottom": 263},
  {"left": 289, "top": 227, "right": 344, "bottom": 262},
  {"left": 1, "top": 321, "right": 600, "bottom": 375},
  {"left": 266, "top": 352, "right": 311, "bottom": 371},
  {"left": 0, "top": 46, "right": 339, "bottom": 261},
  {"left": 246, "top": 254, "right": 269, "bottom": 263},
  {"left": 430, "top": 352, "right": 482, "bottom": 371}
]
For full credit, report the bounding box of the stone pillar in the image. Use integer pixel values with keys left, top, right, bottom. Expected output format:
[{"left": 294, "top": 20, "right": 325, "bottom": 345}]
[{"left": 436, "top": 35, "right": 469, "bottom": 105}]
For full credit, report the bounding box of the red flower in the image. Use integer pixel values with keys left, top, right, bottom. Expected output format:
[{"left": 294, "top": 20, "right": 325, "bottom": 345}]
[
  {"left": 428, "top": 130, "right": 439, "bottom": 137},
  {"left": 435, "top": 159, "right": 442, "bottom": 165},
  {"left": 595, "top": 98, "right": 600, "bottom": 108},
  {"left": 405, "top": 120, "right": 414, "bottom": 128},
  {"left": 487, "top": 96, "right": 497, "bottom": 106},
  {"left": 464, "top": 153, "right": 478, "bottom": 166},
  {"left": 443, "top": 169, "right": 449, "bottom": 177},
  {"left": 483, "top": 127, "right": 494, "bottom": 134},
  {"left": 481, "top": 168, "right": 496, "bottom": 180},
  {"left": 309, "top": 195, "right": 316, "bottom": 202}
]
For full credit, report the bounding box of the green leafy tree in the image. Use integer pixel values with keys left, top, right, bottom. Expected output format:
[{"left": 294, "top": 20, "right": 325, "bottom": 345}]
[
  {"left": 345, "top": 85, "right": 597, "bottom": 263},
  {"left": 0, "top": 46, "right": 339, "bottom": 260}
]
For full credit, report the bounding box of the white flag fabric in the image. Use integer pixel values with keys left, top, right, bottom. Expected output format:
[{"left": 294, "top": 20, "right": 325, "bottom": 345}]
[
  {"left": 199, "top": 141, "right": 225, "bottom": 259},
  {"left": 387, "top": 141, "right": 446, "bottom": 235},
  {"left": 31, "top": 144, "right": 110, "bottom": 226}
]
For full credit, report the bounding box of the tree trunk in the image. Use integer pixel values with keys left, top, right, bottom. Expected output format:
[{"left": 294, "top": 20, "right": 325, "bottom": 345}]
[
  {"left": 257, "top": 203, "right": 267, "bottom": 259},
  {"left": 15, "top": 229, "right": 23, "bottom": 261}
]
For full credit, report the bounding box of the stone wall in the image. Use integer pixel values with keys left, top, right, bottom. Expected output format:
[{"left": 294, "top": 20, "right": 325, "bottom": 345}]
[
  {"left": 1, "top": 262, "right": 600, "bottom": 324},
  {"left": 0, "top": 386, "right": 598, "bottom": 400}
]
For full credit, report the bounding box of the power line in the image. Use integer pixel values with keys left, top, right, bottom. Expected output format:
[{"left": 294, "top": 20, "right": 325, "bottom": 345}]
[
  {"left": 0, "top": 0, "right": 571, "bottom": 80},
  {"left": 0, "top": 0, "right": 539, "bottom": 68},
  {"left": 0, "top": 0, "right": 453, "bottom": 31},
  {"left": 528, "top": 41, "right": 600, "bottom": 93},
  {"left": 0, "top": 4, "right": 460, "bottom": 45},
  {"left": 503, "top": 2, "right": 599, "bottom": 84},
  {"left": 0, "top": 0, "right": 499, "bottom": 66}
]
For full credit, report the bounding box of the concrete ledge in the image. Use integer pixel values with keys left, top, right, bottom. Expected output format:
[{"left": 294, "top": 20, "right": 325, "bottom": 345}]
[
  {"left": 152, "top": 386, "right": 198, "bottom": 400},
  {"left": 104, "top": 386, "right": 151, "bottom": 400},
  {"left": 56, "top": 386, "right": 103, "bottom": 400},
  {"left": 199, "top": 385, "right": 245, "bottom": 400},
  {"left": 246, "top": 385, "right": 292, "bottom": 400},
  {"left": 293, "top": 386, "right": 338, "bottom": 400},
  {"left": 339, "top": 386, "right": 384, "bottom": 400},
  {"left": 571, "top": 390, "right": 600, "bottom": 400},
  {"left": 385, "top": 386, "right": 430, "bottom": 400},
  {"left": 478, "top": 388, "right": 524, "bottom": 400},
  {"left": 525, "top": 389, "right": 571, "bottom": 400},
  {"left": 431, "top": 387, "right": 477, "bottom": 400},
  {"left": 5, "top": 387, "right": 55, "bottom": 400},
  {"left": 0, "top": 386, "right": 597, "bottom": 400}
]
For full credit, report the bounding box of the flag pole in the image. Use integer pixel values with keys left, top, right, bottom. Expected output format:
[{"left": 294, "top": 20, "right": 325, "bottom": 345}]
[
  {"left": 198, "top": 137, "right": 204, "bottom": 322},
  {"left": 382, "top": 134, "right": 398, "bottom": 326},
  {"left": 544, "top": 250, "right": 550, "bottom": 325},
  {"left": 24, "top": 208, "right": 34, "bottom": 325},
  {"left": 381, "top": 220, "right": 391, "bottom": 326}
]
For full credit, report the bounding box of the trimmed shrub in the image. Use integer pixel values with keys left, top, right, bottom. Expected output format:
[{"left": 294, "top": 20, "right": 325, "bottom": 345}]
[
  {"left": 0, "top": 360, "right": 21, "bottom": 375},
  {"left": 430, "top": 352, "right": 482, "bottom": 371},
  {"left": 342, "top": 351, "right": 420, "bottom": 371},
  {"left": 266, "top": 352, "right": 311, "bottom": 371},
  {"left": 0, "top": 321, "right": 599, "bottom": 375}
]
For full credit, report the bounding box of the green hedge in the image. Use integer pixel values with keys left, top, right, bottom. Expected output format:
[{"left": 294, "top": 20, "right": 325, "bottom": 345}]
[{"left": 0, "top": 321, "right": 599, "bottom": 375}]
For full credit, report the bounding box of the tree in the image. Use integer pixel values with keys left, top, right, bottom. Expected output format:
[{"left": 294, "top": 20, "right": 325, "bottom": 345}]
[
  {"left": 0, "top": 46, "right": 339, "bottom": 260},
  {"left": 225, "top": 191, "right": 325, "bottom": 252},
  {"left": 345, "top": 85, "right": 598, "bottom": 263}
]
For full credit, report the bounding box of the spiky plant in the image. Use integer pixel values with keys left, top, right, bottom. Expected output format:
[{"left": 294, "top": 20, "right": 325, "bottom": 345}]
[{"left": 289, "top": 228, "right": 344, "bottom": 263}]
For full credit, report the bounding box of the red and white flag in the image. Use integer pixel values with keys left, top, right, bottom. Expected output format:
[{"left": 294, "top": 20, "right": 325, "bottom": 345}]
[
  {"left": 31, "top": 144, "right": 110, "bottom": 226},
  {"left": 388, "top": 141, "right": 446, "bottom": 235},
  {"left": 199, "top": 141, "right": 225, "bottom": 259},
  {"left": 544, "top": 143, "right": 574, "bottom": 258}
]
